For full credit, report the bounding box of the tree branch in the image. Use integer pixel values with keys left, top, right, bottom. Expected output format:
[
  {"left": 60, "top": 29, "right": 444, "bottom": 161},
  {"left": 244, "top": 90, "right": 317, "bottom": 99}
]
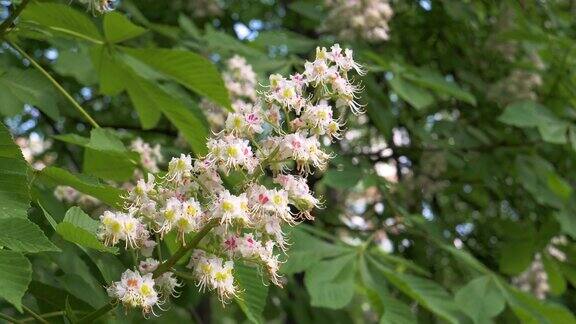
[{"left": 0, "top": 0, "right": 31, "bottom": 36}]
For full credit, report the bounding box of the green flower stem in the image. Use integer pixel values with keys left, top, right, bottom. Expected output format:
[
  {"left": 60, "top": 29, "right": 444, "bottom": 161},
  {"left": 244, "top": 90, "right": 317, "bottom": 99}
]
[
  {"left": 21, "top": 305, "right": 48, "bottom": 324},
  {"left": 0, "top": 312, "right": 22, "bottom": 324},
  {"left": 20, "top": 310, "right": 85, "bottom": 323},
  {"left": 77, "top": 301, "right": 117, "bottom": 324},
  {"left": 0, "top": 0, "right": 31, "bottom": 36},
  {"left": 7, "top": 40, "right": 101, "bottom": 129},
  {"left": 152, "top": 218, "right": 220, "bottom": 278}
]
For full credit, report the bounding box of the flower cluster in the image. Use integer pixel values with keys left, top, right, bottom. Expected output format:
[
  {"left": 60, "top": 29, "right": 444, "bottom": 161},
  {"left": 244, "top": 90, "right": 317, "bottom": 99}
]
[
  {"left": 488, "top": 69, "right": 543, "bottom": 106},
  {"left": 201, "top": 55, "right": 259, "bottom": 130},
  {"left": 107, "top": 263, "right": 180, "bottom": 316},
  {"left": 323, "top": 0, "right": 394, "bottom": 42},
  {"left": 98, "top": 44, "right": 364, "bottom": 315},
  {"left": 512, "top": 253, "right": 549, "bottom": 300},
  {"left": 512, "top": 236, "right": 568, "bottom": 300},
  {"left": 131, "top": 138, "right": 163, "bottom": 174}
]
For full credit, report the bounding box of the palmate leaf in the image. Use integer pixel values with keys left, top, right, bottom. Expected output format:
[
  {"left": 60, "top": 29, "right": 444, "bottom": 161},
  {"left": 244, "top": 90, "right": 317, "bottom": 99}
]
[
  {"left": 122, "top": 47, "right": 232, "bottom": 110},
  {"left": 235, "top": 264, "right": 269, "bottom": 324},
  {"left": 0, "top": 250, "right": 32, "bottom": 312}
]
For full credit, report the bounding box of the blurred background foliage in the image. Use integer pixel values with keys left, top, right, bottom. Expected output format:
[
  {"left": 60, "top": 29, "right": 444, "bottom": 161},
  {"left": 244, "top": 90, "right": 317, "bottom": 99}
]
[{"left": 1, "top": 0, "right": 576, "bottom": 323}]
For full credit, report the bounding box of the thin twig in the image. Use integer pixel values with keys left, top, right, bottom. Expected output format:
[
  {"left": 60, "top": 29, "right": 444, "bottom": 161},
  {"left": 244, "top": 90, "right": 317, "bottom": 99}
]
[
  {"left": 21, "top": 305, "right": 48, "bottom": 324},
  {"left": 0, "top": 0, "right": 31, "bottom": 36},
  {"left": 0, "top": 312, "right": 22, "bottom": 324},
  {"left": 7, "top": 40, "right": 101, "bottom": 129},
  {"left": 153, "top": 218, "right": 220, "bottom": 278}
]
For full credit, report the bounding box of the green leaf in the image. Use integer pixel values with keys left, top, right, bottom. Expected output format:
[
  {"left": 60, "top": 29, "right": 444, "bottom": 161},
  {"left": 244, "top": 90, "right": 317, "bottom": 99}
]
[
  {"left": 251, "top": 30, "right": 315, "bottom": 54},
  {"left": 515, "top": 155, "right": 566, "bottom": 208},
  {"left": 203, "top": 27, "right": 267, "bottom": 60},
  {"left": 363, "top": 76, "right": 394, "bottom": 137},
  {"left": 304, "top": 253, "right": 357, "bottom": 309},
  {"left": 389, "top": 75, "right": 434, "bottom": 110},
  {"left": 323, "top": 168, "right": 363, "bottom": 189},
  {"left": 0, "top": 123, "right": 29, "bottom": 219},
  {"left": 122, "top": 70, "right": 165, "bottom": 129},
  {"left": 85, "top": 250, "right": 125, "bottom": 284},
  {"left": 27, "top": 281, "right": 93, "bottom": 311},
  {"left": 498, "top": 101, "right": 555, "bottom": 128},
  {"left": 235, "top": 264, "right": 269, "bottom": 324},
  {"left": 554, "top": 209, "right": 576, "bottom": 240},
  {"left": 22, "top": 2, "right": 102, "bottom": 41},
  {"left": 499, "top": 101, "right": 568, "bottom": 143},
  {"left": 455, "top": 276, "right": 506, "bottom": 323},
  {"left": 103, "top": 11, "right": 147, "bottom": 43},
  {"left": 369, "top": 256, "right": 462, "bottom": 324},
  {"left": 90, "top": 45, "right": 127, "bottom": 96},
  {"left": 122, "top": 47, "right": 231, "bottom": 110},
  {"left": 52, "top": 133, "right": 90, "bottom": 146},
  {"left": 541, "top": 254, "right": 566, "bottom": 296},
  {"left": 0, "top": 67, "right": 59, "bottom": 120},
  {"left": 56, "top": 207, "right": 117, "bottom": 253},
  {"left": 288, "top": 1, "right": 325, "bottom": 21},
  {"left": 282, "top": 227, "right": 352, "bottom": 274},
  {"left": 359, "top": 254, "right": 417, "bottom": 324},
  {"left": 402, "top": 68, "right": 476, "bottom": 105},
  {"left": 380, "top": 296, "right": 418, "bottom": 324},
  {"left": 83, "top": 128, "right": 138, "bottom": 181},
  {"left": 504, "top": 286, "right": 576, "bottom": 324},
  {"left": 0, "top": 250, "right": 32, "bottom": 311},
  {"left": 499, "top": 239, "right": 535, "bottom": 275},
  {"left": 65, "top": 296, "right": 79, "bottom": 323},
  {"left": 121, "top": 75, "right": 209, "bottom": 155},
  {"left": 0, "top": 218, "right": 60, "bottom": 253},
  {"left": 38, "top": 166, "right": 126, "bottom": 208},
  {"left": 52, "top": 43, "right": 97, "bottom": 85}
]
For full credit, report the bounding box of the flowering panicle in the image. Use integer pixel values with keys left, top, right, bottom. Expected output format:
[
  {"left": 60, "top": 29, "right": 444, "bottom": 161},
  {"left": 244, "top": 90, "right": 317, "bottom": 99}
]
[
  {"left": 323, "top": 0, "right": 394, "bottom": 42},
  {"left": 97, "top": 44, "right": 364, "bottom": 314},
  {"left": 201, "top": 55, "right": 260, "bottom": 130}
]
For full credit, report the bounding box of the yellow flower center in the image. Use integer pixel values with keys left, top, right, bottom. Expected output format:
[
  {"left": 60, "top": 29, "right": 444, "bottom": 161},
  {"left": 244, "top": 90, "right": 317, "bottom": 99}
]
[
  {"left": 282, "top": 87, "right": 295, "bottom": 99},
  {"left": 165, "top": 209, "right": 176, "bottom": 221},
  {"left": 140, "top": 284, "right": 153, "bottom": 296},
  {"left": 222, "top": 201, "right": 234, "bottom": 212},
  {"left": 226, "top": 146, "right": 239, "bottom": 158},
  {"left": 111, "top": 221, "right": 121, "bottom": 234},
  {"left": 273, "top": 194, "right": 284, "bottom": 205}
]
